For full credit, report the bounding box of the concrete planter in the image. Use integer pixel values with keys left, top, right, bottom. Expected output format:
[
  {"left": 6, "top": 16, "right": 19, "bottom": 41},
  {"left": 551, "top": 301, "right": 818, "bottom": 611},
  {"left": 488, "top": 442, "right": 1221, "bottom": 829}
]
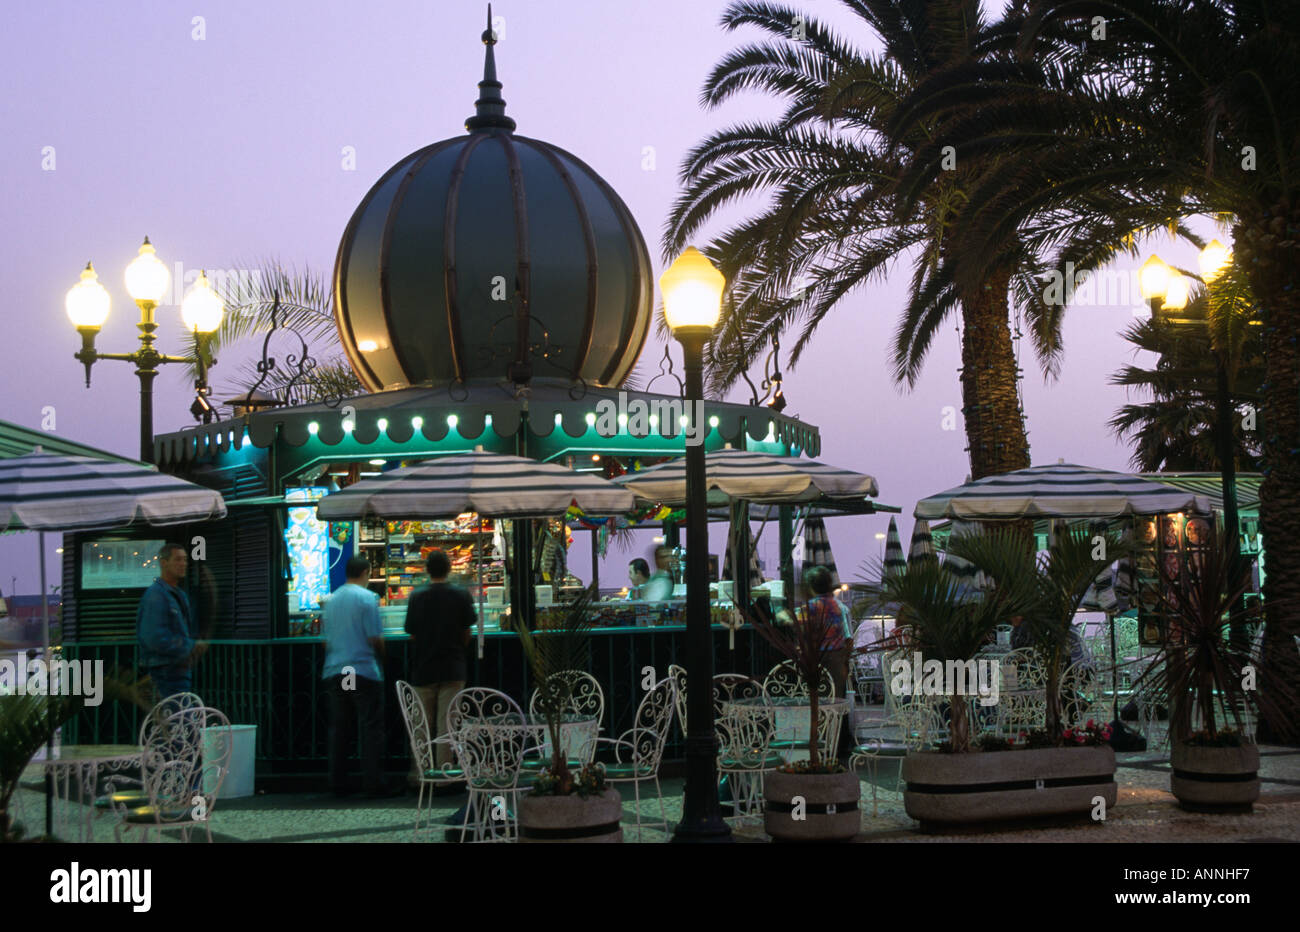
[
  {"left": 1170, "top": 742, "right": 1260, "bottom": 813},
  {"left": 902, "top": 746, "right": 1116, "bottom": 831},
  {"left": 518, "top": 788, "right": 623, "bottom": 843},
  {"left": 764, "top": 769, "right": 860, "bottom": 842}
]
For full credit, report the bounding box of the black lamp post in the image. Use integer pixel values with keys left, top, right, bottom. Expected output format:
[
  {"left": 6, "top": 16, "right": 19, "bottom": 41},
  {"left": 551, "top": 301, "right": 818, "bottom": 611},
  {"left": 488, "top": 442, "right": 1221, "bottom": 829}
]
[
  {"left": 662, "top": 247, "right": 732, "bottom": 843},
  {"left": 1140, "top": 247, "right": 1249, "bottom": 649},
  {"left": 65, "top": 240, "right": 224, "bottom": 464}
]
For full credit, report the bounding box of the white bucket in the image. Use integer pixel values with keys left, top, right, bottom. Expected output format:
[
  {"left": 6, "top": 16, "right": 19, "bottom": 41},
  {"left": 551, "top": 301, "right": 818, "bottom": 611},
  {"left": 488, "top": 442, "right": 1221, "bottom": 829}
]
[{"left": 202, "top": 724, "right": 256, "bottom": 799}]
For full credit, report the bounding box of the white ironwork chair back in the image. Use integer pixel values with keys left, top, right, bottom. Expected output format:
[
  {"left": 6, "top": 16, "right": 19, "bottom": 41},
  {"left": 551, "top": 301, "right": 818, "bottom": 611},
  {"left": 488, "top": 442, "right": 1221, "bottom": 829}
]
[
  {"left": 446, "top": 688, "right": 531, "bottom": 842},
  {"left": 667, "top": 663, "right": 689, "bottom": 736},
  {"left": 395, "top": 680, "right": 436, "bottom": 776},
  {"left": 1058, "top": 660, "right": 1105, "bottom": 728},
  {"left": 527, "top": 670, "right": 605, "bottom": 728},
  {"left": 762, "top": 660, "right": 833, "bottom": 700},
  {"left": 626, "top": 675, "right": 677, "bottom": 772},
  {"left": 119, "top": 706, "right": 233, "bottom": 842}
]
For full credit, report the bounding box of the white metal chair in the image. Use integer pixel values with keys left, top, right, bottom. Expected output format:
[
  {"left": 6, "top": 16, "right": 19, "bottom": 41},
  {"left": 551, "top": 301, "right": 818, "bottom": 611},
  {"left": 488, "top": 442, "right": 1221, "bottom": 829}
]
[
  {"left": 525, "top": 670, "right": 604, "bottom": 766},
  {"left": 849, "top": 697, "right": 945, "bottom": 816},
  {"left": 668, "top": 663, "right": 689, "bottom": 738},
  {"left": 597, "top": 674, "right": 677, "bottom": 841},
  {"left": 446, "top": 687, "right": 530, "bottom": 843},
  {"left": 714, "top": 674, "right": 777, "bottom": 823},
  {"left": 763, "top": 660, "right": 836, "bottom": 759},
  {"left": 395, "top": 680, "right": 462, "bottom": 842},
  {"left": 112, "top": 705, "right": 233, "bottom": 843},
  {"left": 97, "top": 692, "right": 206, "bottom": 813}
]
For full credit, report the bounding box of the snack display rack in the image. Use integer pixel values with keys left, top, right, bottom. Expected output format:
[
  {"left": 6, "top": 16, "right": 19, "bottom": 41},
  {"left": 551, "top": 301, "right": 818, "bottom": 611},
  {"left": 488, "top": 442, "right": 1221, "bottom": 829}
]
[{"left": 356, "top": 514, "right": 502, "bottom": 605}]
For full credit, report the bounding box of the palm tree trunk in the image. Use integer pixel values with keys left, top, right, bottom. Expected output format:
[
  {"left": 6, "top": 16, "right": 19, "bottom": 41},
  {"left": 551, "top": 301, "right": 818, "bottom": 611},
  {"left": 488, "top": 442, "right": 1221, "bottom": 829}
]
[
  {"left": 1236, "top": 208, "right": 1300, "bottom": 737},
  {"left": 950, "top": 693, "right": 971, "bottom": 753},
  {"left": 959, "top": 267, "right": 1032, "bottom": 480}
]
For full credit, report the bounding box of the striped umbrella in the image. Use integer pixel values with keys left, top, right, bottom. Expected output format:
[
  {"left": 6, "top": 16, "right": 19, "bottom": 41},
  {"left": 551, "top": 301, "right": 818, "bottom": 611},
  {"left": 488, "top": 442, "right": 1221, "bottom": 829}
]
[
  {"left": 882, "top": 517, "right": 906, "bottom": 581},
  {"left": 908, "top": 518, "right": 936, "bottom": 567},
  {"left": 942, "top": 520, "right": 989, "bottom": 592},
  {"left": 317, "top": 451, "right": 633, "bottom": 520},
  {"left": 0, "top": 452, "right": 226, "bottom": 532},
  {"left": 802, "top": 516, "right": 840, "bottom": 586},
  {"left": 614, "top": 449, "right": 878, "bottom": 506},
  {"left": 914, "top": 462, "right": 1212, "bottom": 520},
  {"left": 0, "top": 449, "right": 227, "bottom": 838}
]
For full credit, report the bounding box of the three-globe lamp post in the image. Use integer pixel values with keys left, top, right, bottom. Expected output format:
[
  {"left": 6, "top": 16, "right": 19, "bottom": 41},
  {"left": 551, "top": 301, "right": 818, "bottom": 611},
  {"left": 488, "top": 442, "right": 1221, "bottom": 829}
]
[
  {"left": 65, "top": 239, "right": 225, "bottom": 463},
  {"left": 660, "top": 247, "right": 732, "bottom": 843},
  {"left": 1139, "top": 242, "right": 1248, "bottom": 649}
]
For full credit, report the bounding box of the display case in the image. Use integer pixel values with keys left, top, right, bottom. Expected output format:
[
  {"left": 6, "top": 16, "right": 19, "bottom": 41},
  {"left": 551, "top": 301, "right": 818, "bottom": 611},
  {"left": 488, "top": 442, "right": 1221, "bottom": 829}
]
[{"left": 357, "top": 515, "right": 504, "bottom": 605}]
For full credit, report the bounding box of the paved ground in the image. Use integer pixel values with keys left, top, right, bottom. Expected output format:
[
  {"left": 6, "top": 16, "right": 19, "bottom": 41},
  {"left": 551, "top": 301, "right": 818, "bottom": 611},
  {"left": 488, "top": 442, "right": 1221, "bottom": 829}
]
[{"left": 14, "top": 742, "right": 1299, "bottom": 843}]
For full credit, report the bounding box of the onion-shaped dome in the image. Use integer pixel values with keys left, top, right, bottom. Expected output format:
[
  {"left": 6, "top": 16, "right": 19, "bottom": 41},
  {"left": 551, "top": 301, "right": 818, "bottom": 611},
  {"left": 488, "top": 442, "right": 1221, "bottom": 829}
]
[{"left": 334, "top": 11, "right": 653, "bottom": 391}]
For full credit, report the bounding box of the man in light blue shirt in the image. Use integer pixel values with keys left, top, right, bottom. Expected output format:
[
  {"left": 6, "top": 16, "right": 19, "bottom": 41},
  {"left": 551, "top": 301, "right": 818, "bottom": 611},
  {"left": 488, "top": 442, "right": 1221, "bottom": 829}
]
[{"left": 322, "top": 557, "right": 391, "bottom": 797}]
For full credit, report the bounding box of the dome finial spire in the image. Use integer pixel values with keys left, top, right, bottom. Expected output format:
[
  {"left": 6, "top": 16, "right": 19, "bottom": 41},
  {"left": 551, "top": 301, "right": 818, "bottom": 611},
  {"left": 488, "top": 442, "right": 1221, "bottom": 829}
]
[{"left": 466, "top": 4, "right": 516, "bottom": 132}]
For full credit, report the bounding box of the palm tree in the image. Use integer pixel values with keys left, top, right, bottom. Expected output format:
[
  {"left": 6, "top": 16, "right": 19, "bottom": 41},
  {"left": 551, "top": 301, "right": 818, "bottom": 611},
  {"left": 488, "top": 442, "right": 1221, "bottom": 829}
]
[
  {"left": 888, "top": 0, "right": 1300, "bottom": 710},
  {"left": 178, "top": 261, "right": 363, "bottom": 409},
  {"left": 1110, "top": 297, "right": 1264, "bottom": 473},
  {"left": 666, "top": 0, "right": 1040, "bottom": 481}
]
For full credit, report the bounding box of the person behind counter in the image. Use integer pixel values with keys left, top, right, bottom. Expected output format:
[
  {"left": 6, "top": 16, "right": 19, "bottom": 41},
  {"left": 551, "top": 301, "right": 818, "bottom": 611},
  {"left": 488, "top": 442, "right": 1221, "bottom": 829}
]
[
  {"left": 404, "top": 549, "right": 475, "bottom": 783},
  {"left": 626, "top": 558, "right": 650, "bottom": 600},
  {"left": 637, "top": 545, "right": 675, "bottom": 602}
]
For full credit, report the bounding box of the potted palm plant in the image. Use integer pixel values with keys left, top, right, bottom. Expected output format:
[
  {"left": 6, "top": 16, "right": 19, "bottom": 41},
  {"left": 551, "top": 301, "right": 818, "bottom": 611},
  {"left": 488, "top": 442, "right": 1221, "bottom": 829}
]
[
  {"left": 0, "top": 693, "right": 78, "bottom": 842},
  {"left": 1140, "top": 542, "right": 1297, "bottom": 812},
  {"left": 751, "top": 596, "right": 860, "bottom": 842},
  {"left": 514, "top": 586, "right": 622, "bottom": 843},
  {"left": 866, "top": 527, "right": 1122, "bottom": 830}
]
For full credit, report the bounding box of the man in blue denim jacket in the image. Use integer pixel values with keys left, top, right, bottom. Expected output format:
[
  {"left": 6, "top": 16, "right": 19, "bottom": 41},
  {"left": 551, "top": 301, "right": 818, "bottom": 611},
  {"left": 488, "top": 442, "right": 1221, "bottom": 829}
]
[{"left": 137, "top": 543, "right": 206, "bottom": 700}]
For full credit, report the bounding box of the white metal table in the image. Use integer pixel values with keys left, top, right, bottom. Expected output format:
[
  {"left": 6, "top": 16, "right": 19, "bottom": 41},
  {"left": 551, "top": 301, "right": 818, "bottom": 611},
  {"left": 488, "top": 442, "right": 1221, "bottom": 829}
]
[{"left": 39, "top": 744, "right": 141, "bottom": 842}]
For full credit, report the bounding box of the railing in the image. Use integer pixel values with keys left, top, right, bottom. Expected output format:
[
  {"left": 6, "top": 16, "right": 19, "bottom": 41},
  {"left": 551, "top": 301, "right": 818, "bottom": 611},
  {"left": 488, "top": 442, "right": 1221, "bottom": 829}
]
[{"left": 62, "top": 626, "right": 777, "bottom": 776}]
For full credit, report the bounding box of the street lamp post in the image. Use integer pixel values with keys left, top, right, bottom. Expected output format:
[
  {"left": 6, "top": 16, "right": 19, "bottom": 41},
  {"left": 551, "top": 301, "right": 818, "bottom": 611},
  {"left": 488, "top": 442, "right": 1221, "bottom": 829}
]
[
  {"left": 661, "top": 247, "right": 731, "bottom": 843},
  {"left": 1140, "top": 247, "right": 1248, "bottom": 648},
  {"left": 65, "top": 240, "right": 225, "bottom": 463}
]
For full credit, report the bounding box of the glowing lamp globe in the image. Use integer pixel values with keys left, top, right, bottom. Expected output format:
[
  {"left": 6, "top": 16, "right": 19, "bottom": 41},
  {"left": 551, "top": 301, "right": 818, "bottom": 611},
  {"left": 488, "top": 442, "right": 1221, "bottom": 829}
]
[
  {"left": 124, "top": 238, "right": 171, "bottom": 305},
  {"left": 1199, "top": 239, "right": 1231, "bottom": 284},
  {"left": 660, "top": 247, "right": 724, "bottom": 334},
  {"left": 181, "top": 271, "right": 225, "bottom": 333},
  {"left": 1161, "top": 272, "right": 1189, "bottom": 312},
  {"left": 65, "top": 262, "right": 111, "bottom": 329},
  {"left": 1139, "top": 255, "right": 1172, "bottom": 302}
]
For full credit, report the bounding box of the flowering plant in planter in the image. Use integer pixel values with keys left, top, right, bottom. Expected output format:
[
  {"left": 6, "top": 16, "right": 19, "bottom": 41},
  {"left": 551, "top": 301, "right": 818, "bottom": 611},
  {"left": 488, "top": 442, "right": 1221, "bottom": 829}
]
[{"left": 531, "top": 761, "right": 609, "bottom": 798}]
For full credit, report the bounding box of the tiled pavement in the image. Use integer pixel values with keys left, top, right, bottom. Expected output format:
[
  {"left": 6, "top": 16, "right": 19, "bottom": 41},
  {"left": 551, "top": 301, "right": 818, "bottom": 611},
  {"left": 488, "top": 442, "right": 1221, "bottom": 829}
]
[{"left": 14, "top": 744, "right": 1299, "bottom": 843}]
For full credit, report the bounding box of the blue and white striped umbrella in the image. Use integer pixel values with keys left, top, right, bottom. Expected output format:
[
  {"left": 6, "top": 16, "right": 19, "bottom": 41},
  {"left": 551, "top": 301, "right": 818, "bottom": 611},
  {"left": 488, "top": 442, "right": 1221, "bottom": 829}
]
[
  {"left": 942, "top": 520, "right": 989, "bottom": 591},
  {"left": 915, "top": 462, "right": 1212, "bottom": 520},
  {"left": 614, "top": 448, "right": 878, "bottom": 506},
  {"left": 0, "top": 451, "right": 227, "bottom": 532},
  {"left": 317, "top": 451, "right": 634, "bottom": 520}
]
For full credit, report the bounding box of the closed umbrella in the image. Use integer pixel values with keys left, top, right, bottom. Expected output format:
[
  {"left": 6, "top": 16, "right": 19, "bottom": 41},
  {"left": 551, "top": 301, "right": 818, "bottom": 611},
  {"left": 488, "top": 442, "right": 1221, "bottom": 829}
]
[
  {"left": 802, "top": 516, "right": 840, "bottom": 586},
  {"left": 915, "top": 462, "right": 1212, "bottom": 520},
  {"left": 907, "top": 518, "right": 936, "bottom": 567},
  {"left": 881, "top": 517, "right": 905, "bottom": 583},
  {"left": 0, "top": 449, "right": 227, "bottom": 837}
]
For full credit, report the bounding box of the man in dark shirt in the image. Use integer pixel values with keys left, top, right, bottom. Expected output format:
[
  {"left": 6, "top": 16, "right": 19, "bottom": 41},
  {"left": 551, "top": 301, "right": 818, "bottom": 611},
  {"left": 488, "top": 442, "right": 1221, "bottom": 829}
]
[{"left": 404, "top": 550, "right": 475, "bottom": 780}]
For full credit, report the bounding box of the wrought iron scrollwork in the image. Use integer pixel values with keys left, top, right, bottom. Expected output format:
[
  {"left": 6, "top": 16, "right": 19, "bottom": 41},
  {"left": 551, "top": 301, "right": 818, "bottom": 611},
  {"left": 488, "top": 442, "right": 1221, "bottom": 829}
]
[
  {"left": 644, "top": 344, "right": 684, "bottom": 397},
  {"left": 238, "top": 293, "right": 340, "bottom": 409}
]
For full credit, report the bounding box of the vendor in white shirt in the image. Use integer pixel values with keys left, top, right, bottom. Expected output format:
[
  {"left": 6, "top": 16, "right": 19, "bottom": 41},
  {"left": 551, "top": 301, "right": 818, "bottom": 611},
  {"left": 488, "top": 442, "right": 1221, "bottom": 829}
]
[{"left": 632, "top": 546, "right": 675, "bottom": 602}]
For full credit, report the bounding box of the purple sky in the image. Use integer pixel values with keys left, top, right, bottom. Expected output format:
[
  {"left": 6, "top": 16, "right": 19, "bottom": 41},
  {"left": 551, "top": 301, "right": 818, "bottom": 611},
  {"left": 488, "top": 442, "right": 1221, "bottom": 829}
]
[{"left": 0, "top": 1, "right": 1216, "bottom": 597}]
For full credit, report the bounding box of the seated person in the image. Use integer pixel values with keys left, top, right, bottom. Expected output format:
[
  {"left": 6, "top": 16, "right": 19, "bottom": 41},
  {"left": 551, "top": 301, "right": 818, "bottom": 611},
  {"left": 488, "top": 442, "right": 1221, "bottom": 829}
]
[
  {"left": 626, "top": 558, "right": 650, "bottom": 601},
  {"left": 639, "top": 546, "right": 675, "bottom": 602}
]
